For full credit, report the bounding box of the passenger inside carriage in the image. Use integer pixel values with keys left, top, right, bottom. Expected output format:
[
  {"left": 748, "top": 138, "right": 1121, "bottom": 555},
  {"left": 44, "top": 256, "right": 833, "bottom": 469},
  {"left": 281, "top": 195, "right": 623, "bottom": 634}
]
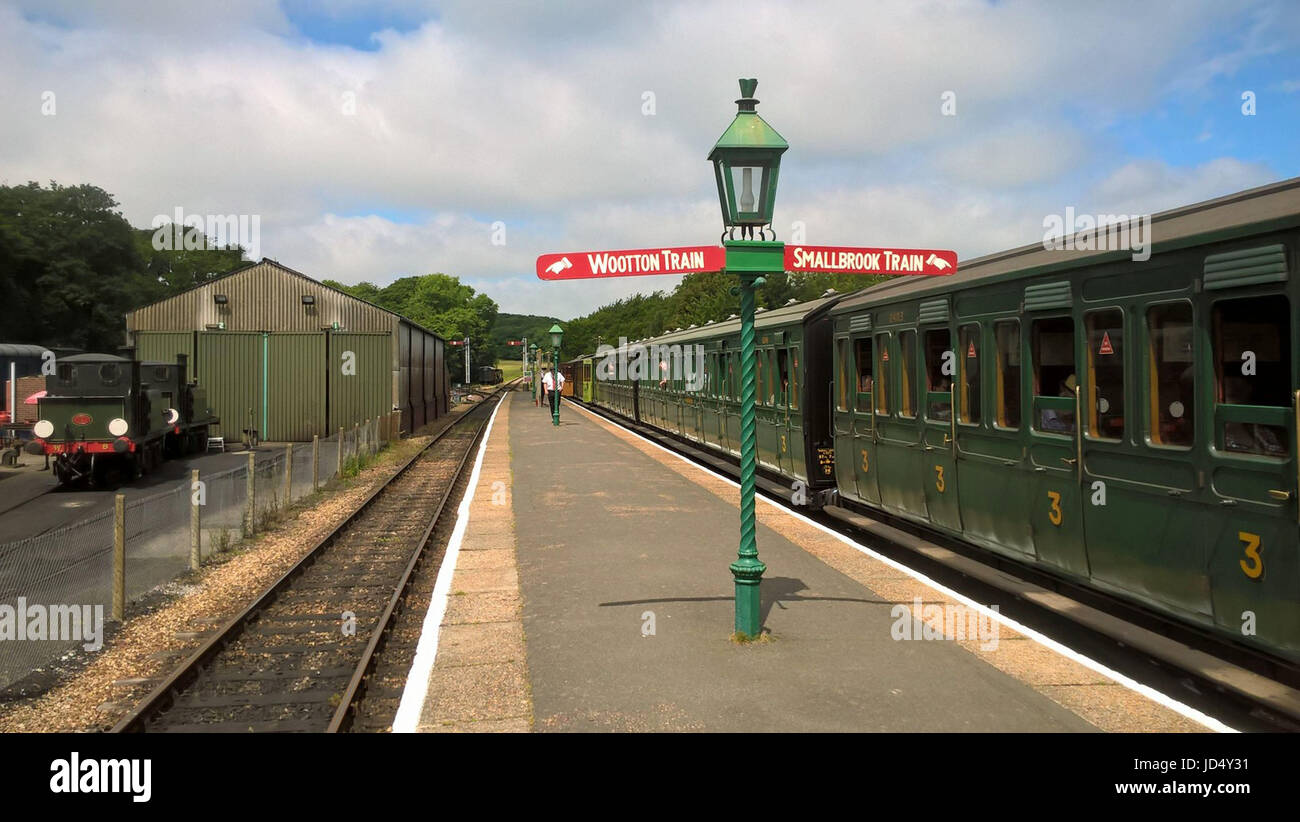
[
  {"left": 1040, "top": 374, "right": 1078, "bottom": 433},
  {"left": 1214, "top": 295, "right": 1291, "bottom": 457},
  {"left": 1222, "top": 377, "right": 1286, "bottom": 456}
]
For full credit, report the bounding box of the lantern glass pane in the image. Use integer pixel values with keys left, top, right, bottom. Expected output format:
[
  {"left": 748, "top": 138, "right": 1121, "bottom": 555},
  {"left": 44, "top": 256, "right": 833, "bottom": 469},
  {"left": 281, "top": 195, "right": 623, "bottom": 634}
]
[{"left": 729, "top": 165, "right": 763, "bottom": 215}]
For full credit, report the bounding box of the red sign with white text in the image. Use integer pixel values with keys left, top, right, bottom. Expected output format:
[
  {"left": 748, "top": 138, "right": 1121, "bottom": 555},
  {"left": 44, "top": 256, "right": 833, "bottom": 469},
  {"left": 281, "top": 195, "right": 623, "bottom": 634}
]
[
  {"left": 785, "top": 245, "right": 958, "bottom": 276},
  {"left": 537, "top": 246, "right": 725, "bottom": 280}
]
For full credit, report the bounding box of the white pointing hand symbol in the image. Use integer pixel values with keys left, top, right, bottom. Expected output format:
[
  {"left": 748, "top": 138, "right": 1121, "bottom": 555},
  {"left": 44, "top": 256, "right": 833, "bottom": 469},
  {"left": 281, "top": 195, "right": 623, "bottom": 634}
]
[{"left": 925, "top": 254, "right": 952, "bottom": 271}]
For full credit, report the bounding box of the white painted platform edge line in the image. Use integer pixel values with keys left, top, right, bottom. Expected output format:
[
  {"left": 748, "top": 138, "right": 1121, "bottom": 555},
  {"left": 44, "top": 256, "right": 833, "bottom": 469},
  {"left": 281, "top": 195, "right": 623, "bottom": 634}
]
[
  {"left": 566, "top": 399, "right": 1238, "bottom": 734},
  {"left": 391, "top": 395, "right": 506, "bottom": 733}
]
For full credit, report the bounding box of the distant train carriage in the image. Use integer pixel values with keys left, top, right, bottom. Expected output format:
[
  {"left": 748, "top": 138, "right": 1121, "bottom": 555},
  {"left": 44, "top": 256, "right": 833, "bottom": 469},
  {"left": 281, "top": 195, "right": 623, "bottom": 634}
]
[
  {"left": 559, "top": 356, "right": 595, "bottom": 400},
  {"left": 476, "top": 365, "right": 503, "bottom": 385},
  {"left": 32, "top": 352, "right": 217, "bottom": 486},
  {"left": 595, "top": 295, "right": 841, "bottom": 494},
  {"left": 588, "top": 177, "right": 1300, "bottom": 663}
]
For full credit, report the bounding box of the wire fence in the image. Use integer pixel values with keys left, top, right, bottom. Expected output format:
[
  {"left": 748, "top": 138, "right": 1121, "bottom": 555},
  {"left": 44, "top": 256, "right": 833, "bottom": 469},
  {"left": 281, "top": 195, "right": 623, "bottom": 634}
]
[{"left": 0, "top": 415, "right": 391, "bottom": 691}]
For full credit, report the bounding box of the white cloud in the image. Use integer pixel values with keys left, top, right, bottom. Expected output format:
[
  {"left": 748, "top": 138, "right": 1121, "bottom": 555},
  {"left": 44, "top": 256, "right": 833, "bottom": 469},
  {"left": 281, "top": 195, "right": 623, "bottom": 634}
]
[
  {"left": 0, "top": 0, "right": 1294, "bottom": 318},
  {"left": 1087, "top": 157, "right": 1277, "bottom": 216}
]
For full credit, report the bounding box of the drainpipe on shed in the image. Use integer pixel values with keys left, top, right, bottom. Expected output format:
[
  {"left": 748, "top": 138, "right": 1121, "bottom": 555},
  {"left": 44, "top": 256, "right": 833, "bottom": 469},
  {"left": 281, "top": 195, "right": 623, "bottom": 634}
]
[{"left": 262, "top": 332, "right": 269, "bottom": 441}]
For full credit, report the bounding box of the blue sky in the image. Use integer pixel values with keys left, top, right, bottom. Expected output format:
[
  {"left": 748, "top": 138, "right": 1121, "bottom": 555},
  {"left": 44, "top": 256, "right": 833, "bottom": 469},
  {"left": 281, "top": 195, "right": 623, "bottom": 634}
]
[{"left": 1, "top": 0, "right": 1297, "bottom": 319}]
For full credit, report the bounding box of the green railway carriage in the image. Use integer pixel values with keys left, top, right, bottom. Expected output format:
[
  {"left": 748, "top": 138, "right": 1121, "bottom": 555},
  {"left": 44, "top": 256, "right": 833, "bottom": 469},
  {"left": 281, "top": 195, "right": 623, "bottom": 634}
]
[
  {"left": 593, "top": 295, "right": 842, "bottom": 490},
  {"left": 583, "top": 177, "right": 1300, "bottom": 663},
  {"left": 831, "top": 177, "right": 1300, "bottom": 660}
]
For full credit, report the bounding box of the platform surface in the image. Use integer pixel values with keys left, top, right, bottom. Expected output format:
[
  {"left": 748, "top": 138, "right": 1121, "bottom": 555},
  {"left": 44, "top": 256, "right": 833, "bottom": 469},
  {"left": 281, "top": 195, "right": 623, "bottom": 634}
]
[
  {"left": 511, "top": 393, "right": 1102, "bottom": 731},
  {"left": 404, "top": 390, "right": 1216, "bottom": 732}
]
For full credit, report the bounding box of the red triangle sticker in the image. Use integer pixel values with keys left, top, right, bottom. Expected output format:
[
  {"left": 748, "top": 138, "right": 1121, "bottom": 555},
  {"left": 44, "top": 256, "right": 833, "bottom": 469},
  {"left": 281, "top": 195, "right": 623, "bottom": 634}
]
[
  {"left": 967, "top": 341, "right": 976, "bottom": 358},
  {"left": 1099, "top": 332, "right": 1114, "bottom": 355}
]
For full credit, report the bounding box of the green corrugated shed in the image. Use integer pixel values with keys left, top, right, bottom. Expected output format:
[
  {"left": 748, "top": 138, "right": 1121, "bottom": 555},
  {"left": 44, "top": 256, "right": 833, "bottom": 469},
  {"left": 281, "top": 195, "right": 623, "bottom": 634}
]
[
  {"left": 197, "top": 332, "right": 263, "bottom": 441},
  {"left": 135, "top": 332, "right": 194, "bottom": 368},
  {"left": 127, "top": 261, "right": 448, "bottom": 441},
  {"left": 267, "top": 333, "right": 326, "bottom": 441},
  {"left": 328, "top": 332, "right": 391, "bottom": 432}
]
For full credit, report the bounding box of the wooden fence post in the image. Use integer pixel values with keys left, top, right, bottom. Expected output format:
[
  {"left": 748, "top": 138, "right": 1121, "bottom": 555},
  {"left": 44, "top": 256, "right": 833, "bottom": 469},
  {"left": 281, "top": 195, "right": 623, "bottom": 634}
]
[
  {"left": 190, "top": 469, "right": 201, "bottom": 571},
  {"left": 113, "top": 494, "right": 125, "bottom": 621},
  {"left": 245, "top": 451, "right": 255, "bottom": 536}
]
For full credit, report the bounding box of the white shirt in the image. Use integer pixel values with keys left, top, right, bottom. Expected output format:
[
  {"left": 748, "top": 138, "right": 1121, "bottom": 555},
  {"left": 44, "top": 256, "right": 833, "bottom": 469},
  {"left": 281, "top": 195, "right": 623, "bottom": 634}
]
[{"left": 541, "top": 371, "right": 555, "bottom": 389}]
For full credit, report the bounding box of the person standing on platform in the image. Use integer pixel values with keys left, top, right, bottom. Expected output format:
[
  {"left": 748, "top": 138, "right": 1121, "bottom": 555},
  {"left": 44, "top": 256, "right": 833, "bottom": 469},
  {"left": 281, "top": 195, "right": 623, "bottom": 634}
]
[
  {"left": 554, "top": 370, "right": 566, "bottom": 413},
  {"left": 541, "top": 368, "right": 555, "bottom": 409}
]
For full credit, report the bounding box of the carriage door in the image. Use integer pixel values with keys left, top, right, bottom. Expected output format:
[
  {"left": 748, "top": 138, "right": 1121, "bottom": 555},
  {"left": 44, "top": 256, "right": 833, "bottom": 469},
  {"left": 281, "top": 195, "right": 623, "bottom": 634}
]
[
  {"left": 832, "top": 335, "right": 858, "bottom": 499},
  {"left": 851, "top": 333, "right": 882, "bottom": 505},
  {"left": 1204, "top": 271, "right": 1299, "bottom": 654},
  {"left": 921, "top": 319, "right": 962, "bottom": 531},
  {"left": 1026, "top": 308, "right": 1089, "bottom": 575}
]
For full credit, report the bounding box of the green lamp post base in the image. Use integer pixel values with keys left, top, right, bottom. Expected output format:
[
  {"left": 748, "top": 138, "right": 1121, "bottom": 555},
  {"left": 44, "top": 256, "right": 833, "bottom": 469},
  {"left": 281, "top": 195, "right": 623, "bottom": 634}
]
[{"left": 729, "top": 555, "right": 767, "bottom": 639}]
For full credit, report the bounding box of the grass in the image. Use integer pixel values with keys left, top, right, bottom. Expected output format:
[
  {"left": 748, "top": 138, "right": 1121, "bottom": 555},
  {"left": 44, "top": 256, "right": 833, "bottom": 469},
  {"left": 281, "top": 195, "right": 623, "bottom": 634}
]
[{"left": 496, "top": 358, "right": 524, "bottom": 382}]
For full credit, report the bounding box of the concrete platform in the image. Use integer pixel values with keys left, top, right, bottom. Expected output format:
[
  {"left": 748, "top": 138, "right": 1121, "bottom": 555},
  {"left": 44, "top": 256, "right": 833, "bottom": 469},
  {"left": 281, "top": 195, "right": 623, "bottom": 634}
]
[{"left": 403, "top": 390, "right": 1213, "bottom": 732}]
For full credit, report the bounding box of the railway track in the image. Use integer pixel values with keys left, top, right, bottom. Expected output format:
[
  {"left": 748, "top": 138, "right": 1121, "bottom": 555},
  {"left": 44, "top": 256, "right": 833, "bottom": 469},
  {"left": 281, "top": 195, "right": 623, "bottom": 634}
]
[
  {"left": 572, "top": 397, "right": 1300, "bottom": 731},
  {"left": 112, "top": 385, "right": 511, "bottom": 733}
]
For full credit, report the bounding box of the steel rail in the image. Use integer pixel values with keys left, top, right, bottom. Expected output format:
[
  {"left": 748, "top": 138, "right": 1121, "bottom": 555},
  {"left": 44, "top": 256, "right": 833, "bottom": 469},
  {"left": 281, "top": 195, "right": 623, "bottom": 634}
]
[
  {"left": 326, "top": 389, "right": 504, "bottom": 732},
  {"left": 112, "top": 382, "right": 515, "bottom": 733}
]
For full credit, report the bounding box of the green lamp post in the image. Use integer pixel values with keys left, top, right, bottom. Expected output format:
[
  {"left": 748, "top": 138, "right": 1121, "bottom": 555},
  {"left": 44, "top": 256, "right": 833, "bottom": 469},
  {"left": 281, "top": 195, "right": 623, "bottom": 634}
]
[
  {"left": 529, "top": 343, "right": 539, "bottom": 404},
  {"left": 711, "top": 78, "right": 788, "bottom": 639},
  {"left": 549, "top": 324, "right": 564, "bottom": 426}
]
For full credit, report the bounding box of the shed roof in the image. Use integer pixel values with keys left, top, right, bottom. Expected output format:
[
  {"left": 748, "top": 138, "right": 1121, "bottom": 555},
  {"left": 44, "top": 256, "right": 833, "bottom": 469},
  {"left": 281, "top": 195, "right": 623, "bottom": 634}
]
[{"left": 126, "top": 258, "right": 446, "bottom": 342}]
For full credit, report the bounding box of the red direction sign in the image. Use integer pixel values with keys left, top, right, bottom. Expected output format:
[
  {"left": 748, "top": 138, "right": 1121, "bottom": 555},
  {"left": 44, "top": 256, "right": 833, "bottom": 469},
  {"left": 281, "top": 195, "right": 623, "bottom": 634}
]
[
  {"left": 785, "top": 245, "right": 958, "bottom": 276},
  {"left": 537, "top": 245, "right": 725, "bottom": 280}
]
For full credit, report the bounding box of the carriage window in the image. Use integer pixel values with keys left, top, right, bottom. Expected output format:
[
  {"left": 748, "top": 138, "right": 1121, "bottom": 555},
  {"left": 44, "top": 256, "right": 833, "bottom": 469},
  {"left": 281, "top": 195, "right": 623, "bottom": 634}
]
[
  {"left": 99, "top": 363, "right": 122, "bottom": 386},
  {"left": 836, "top": 339, "right": 849, "bottom": 411},
  {"left": 875, "top": 334, "right": 891, "bottom": 415},
  {"left": 924, "top": 328, "right": 952, "bottom": 420},
  {"left": 1085, "top": 309, "right": 1124, "bottom": 441},
  {"left": 1147, "top": 303, "right": 1194, "bottom": 447},
  {"left": 959, "top": 324, "right": 981, "bottom": 425},
  {"left": 789, "top": 348, "right": 799, "bottom": 410},
  {"left": 1032, "top": 316, "right": 1076, "bottom": 434},
  {"left": 153, "top": 366, "right": 169, "bottom": 382},
  {"left": 776, "top": 348, "right": 789, "bottom": 408},
  {"left": 855, "top": 338, "right": 873, "bottom": 413},
  {"left": 994, "top": 321, "right": 1020, "bottom": 429},
  {"left": 1214, "top": 296, "right": 1290, "bottom": 457},
  {"left": 57, "top": 364, "right": 76, "bottom": 383},
  {"left": 900, "top": 330, "right": 918, "bottom": 417},
  {"left": 755, "top": 350, "right": 765, "bottom": 406},
  {"left": 768, "top": 350, "right": 778, "bottom": 405}
]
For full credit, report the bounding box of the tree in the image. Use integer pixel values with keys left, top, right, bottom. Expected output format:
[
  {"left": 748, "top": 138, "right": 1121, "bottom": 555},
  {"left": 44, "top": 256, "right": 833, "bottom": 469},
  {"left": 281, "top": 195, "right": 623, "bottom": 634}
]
[
  {"left": 134, "top": 227, "right": 246, "bottom": 295},
  {"left": 330, "top": 273, "right": 500, "bottom": 370},
  {"left": 0, "top": 181, "right": 161, "bottom": 351}
]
